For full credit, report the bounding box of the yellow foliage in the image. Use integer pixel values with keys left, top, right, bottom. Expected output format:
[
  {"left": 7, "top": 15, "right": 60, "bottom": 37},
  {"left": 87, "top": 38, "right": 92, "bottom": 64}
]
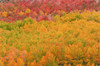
[
  {"left": 2, "top": 12, "right": 8, "bottom": 17},
  {"left": 25, "top": 8, "right": 31, "bottom": 13},
  {"left": 0, "top": 11, "right": 100, "bottom": 65}
]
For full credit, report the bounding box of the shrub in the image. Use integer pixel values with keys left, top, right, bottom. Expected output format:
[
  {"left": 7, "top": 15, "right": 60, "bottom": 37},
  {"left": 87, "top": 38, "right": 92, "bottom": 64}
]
[
  {"left": 0, "top": 0, "right": 100, "bottom": 22},
  {"left": 0, "top": 11, "right": 100, "bottom": 65}
]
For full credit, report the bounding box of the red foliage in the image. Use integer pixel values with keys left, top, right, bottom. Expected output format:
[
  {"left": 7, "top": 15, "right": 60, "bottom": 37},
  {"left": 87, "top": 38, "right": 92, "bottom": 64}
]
[{"left": 0, "top": 0, "right": 100, "bottom": 22}]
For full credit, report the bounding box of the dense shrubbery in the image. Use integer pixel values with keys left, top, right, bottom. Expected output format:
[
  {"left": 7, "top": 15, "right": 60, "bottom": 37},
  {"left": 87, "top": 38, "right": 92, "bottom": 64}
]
[
  {"left": 0, "top": 0, "right": 100, "bottom": 22},
  {"left": 0, "top": 0, "right": 100, "bottom": 66},
  {"left": 0, "top": 11, "right": 100, "bottom": 66}
]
